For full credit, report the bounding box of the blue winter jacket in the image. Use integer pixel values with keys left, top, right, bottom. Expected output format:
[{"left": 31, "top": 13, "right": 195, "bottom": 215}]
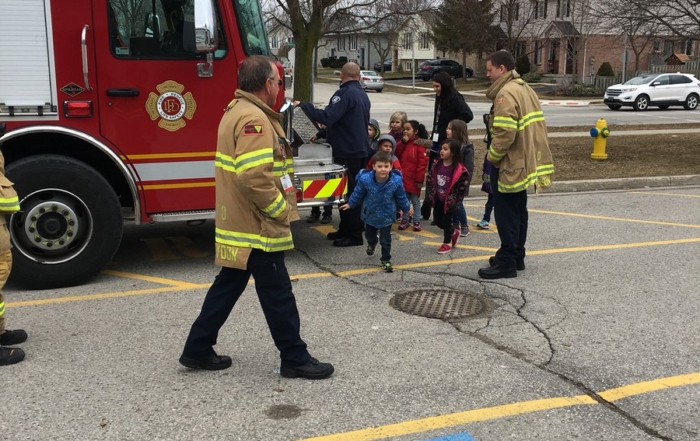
[
  {"left": 346, "top": 169, "right": 410, "bottom": 228},
  {"left": 299, "top": 80, "right": 370, "bottom": 158}
]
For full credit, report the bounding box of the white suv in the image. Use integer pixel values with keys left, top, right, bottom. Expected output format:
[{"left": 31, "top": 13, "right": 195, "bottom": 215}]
[{"left": 604, "top": 73, "right": 700, "bottom": 111}]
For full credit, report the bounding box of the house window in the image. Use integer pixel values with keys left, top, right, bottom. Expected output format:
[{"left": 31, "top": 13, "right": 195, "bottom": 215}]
[
  {"left": 556, "top": 0, "right": 569, "bottom": 17},
  {"left": 349, "top": 35, "right": 357, "bottom": 51},
  {"left": 420, "top": 32, "right": 430, "bottom": 50},
  {"left": 681, "top": 39, "right": 694, "bottom": 56},
  {"left": 337, "top": 36, "right": 345, "bottom": 50},
  {"left": 534, "top": 41, "right": 542, "bottom": 64},
  {"left": 514, "top": 41, "right": 526, "bottom": 58},
  {"left": 500, "top": 3, "right": 519, "bottom": 21},
  {"left": 663, "top": 40, "right": 674, "bottom": 56},
  {"left": 286, "top": 37, "right": 294, "bottom": 46},
  {"left": 652, "top": 40, "right": 660, "bottom": 53},
  {"left": 270, "top": 36, "right": 279, "bottom": 49},
  {"left": 405, "top": 61, "right": 413, "bottom": 71},
  {"left": 535, "top": 0, "right": 547, "bottom": 19},
  {"left": 403, "top": 32, "right": 412, "bottom": 48}
]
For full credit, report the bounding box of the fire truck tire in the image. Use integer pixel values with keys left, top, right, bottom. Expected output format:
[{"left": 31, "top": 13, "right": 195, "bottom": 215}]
[{"left": 5, "top": 155, "right": 123, "bottom": 289}]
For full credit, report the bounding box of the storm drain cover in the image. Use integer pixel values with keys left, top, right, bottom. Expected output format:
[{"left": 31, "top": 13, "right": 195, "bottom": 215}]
[{"left": 390, "top": 288, "right": 485, "bottom": 319}]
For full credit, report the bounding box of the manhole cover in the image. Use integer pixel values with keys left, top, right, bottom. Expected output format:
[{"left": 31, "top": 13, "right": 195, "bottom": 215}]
[{"left": 390, "top": 288, "right": 485, "bottom": 319}]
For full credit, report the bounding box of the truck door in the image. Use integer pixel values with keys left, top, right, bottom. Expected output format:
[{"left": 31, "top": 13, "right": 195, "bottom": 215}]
[{"left": 93, "top": 0, "right": 237, "bottom": 214}]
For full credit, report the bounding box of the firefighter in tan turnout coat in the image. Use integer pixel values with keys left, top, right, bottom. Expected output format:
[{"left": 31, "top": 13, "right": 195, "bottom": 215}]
[
  {"left": 0, "top": 124, "right": 28, "bottom": 366},
  {"left": 478, "top": 51, "right": 554, "bottom": 280},
  {"left": 179, "top": 56, "right": 334, "bottom": 379}
]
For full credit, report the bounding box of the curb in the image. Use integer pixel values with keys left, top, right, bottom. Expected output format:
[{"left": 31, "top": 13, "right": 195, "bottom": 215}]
[
  {"left": 546, "top": 175, "right": 700, "bottom": 193},
  {"left": 540, "top": 100, "right": 590, "bottom": 106}
]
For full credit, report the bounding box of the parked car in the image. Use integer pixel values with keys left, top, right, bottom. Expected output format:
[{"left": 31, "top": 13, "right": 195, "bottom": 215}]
[
  {"left": 360, "top": 70, "right": 384, "bottom": 92},
  {"left": 373, "top": 59, "right": 392, "bottom": 72},
  {"left": 604, "top": 72, "right": 700, "bottom": 111},
  {"left": 418, "top": 59, "right": 473, "bottom": 81}
]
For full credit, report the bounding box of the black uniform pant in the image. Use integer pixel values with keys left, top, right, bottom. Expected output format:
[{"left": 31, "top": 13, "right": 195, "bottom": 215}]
[
  {"left": 182, "top": 249, "right": 310, "bottom": 368},
  {"left": 335, "top": 156, "right": 366, "bottom": 239},
  {"left": 491, "top": 167, "right": 528, "bottom": 270}
]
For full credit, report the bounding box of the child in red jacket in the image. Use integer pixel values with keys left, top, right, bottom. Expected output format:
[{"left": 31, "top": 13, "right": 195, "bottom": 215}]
[{"left": 395, "top": 120, "right": 430, "bottom": 231}]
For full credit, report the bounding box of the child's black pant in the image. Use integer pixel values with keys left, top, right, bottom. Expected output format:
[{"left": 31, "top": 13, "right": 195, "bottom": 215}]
[{"left": 433, "top": 201, "right": 456, "bottom": 244}]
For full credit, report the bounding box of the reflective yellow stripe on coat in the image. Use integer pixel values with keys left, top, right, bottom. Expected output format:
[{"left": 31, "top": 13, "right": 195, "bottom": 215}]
[{"left": 215, "top": 227, "right": 294, "bottom": 252}]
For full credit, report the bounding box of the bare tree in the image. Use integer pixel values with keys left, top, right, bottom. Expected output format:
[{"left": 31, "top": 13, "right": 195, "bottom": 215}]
[
  {"left": 263, "top": 0, "right": 435, "bottom": 100},
  {"left": 601, "top": 0, "right": 662, "bottom": 73},
  {"left": 623, "top": 0, "right": 700, "bottom": 38},
  {"left": 432, "top": 0, "right": 497, "bottom": 79}
]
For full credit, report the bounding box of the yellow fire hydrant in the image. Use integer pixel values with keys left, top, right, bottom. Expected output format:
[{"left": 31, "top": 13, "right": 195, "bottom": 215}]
[{"left": 590, "top": 118, "right": 610, "bottom": 160}]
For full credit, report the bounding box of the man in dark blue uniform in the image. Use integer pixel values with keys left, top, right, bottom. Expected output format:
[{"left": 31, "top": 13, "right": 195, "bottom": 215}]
[{"left": 295, "top": 62, "right": 370, "bottom": 247}]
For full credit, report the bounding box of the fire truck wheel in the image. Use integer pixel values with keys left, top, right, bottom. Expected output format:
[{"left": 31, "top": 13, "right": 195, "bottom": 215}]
[{"left": 5, "top": 155, "right": 123, "bottom": 289}]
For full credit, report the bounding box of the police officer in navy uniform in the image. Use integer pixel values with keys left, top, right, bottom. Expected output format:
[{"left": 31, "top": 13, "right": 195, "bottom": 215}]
[
  {"left": 295, "top": 62, "right": 371, "bottom": 247},
  {"left": 179, "top": 57, "right": 333, "bottom": 379}
]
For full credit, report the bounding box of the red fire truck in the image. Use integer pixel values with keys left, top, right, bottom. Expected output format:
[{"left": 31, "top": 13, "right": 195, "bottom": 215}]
[{"left": 0, "top": 0, "right": 346, "bottom": 289}]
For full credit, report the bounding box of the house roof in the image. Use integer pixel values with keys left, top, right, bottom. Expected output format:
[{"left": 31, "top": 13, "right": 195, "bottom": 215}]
[
  {"left": 665, "top": 53, "right": 690, "bottom": 63},
  {"left": 544, "top": 21, "right": 580, "bottom": 37}
]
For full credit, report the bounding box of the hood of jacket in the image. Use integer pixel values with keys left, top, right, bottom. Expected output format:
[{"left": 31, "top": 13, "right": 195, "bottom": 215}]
[
  {"left": 369, "top": 118, "right": 381, "bottom": 141},
  {"left": 375, "top": 134, "right": 396, "bottom": 153}
]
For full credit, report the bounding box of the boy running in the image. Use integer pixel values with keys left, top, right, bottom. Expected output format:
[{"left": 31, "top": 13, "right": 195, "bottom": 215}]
[{"left": 340, "top": 152, "right": 413, "bottom": 272}]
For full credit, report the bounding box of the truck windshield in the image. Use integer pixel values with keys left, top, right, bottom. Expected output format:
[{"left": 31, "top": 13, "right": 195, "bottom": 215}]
[{"left": 232, "top": 0, "right": 271, "bottom": 56}]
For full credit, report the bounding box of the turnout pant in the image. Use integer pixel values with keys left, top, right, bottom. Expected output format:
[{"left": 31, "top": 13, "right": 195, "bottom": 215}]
[
  {"left": 491, "top": 167, "right": 528, "bottom": 269},
  {"left": 183, "top": 249, "right": 310, "bottom": 367},
  {"left": 0, "top": 250, "right": 11, "bottom": 334}
]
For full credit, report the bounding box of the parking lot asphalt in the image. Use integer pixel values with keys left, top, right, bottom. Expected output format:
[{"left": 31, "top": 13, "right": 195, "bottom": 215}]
[{"left": 2, "top": 180, "right": 699, "bottom": 441}]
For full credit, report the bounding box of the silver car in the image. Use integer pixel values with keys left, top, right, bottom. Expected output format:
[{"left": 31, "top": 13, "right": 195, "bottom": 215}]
[{"left": 360, "top": 70, "right": 384, "bottom": 92}]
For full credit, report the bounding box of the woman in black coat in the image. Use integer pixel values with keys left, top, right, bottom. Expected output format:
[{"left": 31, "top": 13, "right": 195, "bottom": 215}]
[{"left": 421, "top": 71, "right": 474, "bottom": 220}]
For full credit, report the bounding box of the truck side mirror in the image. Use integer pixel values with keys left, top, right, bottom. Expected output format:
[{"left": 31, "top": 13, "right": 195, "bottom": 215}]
[
  {"left": 193, "top": 0, "right": 218, "bottom": 77},
  {"left": 194, "top": 0, "right": 218, "bottom": 53}
]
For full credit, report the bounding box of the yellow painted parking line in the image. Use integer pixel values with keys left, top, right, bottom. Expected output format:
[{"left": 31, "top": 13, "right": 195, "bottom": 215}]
[
  {"left": 423, "top": 242, "right": 499, "bottom": 252},
  {"left": 297, "top": 371, "right": 700, "bottom": 441},
  {"left": 527, "top": 208, "right": 700, "bottom": 229},
  {"left": 9, "top": 237, "right": 700, "bottom": 308},
  {"left": 6, "top": 286, "right": 183, "bottom": 307},
  {"left": 629, "top": 191, "right": 700, "bottom": 198},
  {"left": 598, "top": 371, "right": 700, "bottom": 401},
  {"left": 101, "top": 270, "right": 201, "bottom": 288},
  {"left": 311, "top": 225, "right": 336, "bottom": 236}
]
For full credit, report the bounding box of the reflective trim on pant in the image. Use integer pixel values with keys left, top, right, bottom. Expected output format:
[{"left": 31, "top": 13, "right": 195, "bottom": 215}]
[
  {"left": 182, "top": 249, "right": 310, "bottom": 367},
  {"left": 491, "top": 168, "right": 528, "bottom": 269},
  {"left": 0, "top": 249, "right": 12, "bottom": 334}
]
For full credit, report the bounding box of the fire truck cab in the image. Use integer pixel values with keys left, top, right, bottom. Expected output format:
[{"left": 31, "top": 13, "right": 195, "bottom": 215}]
[{"left": 0, "top": 0, "right": 345, "bottom": 289}]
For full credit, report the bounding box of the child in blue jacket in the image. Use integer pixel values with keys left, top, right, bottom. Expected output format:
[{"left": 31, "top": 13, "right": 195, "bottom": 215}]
[{"left": 341, "top": 152, "right": 413, "bottom": 272}]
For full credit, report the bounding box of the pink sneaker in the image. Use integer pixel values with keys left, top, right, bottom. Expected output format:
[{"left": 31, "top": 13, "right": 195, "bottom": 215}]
[
  {"left": 398, "top": 220, "right": 409, "bottom": 230},
  {"left": 437, "top": 243, "right": 452, "bottom": 254},
  {"left": 451, "top": 228, "right": 460, "bottom": 247},
  {"left": 413, "top": 222, "right": 422, "bottom": 231}
]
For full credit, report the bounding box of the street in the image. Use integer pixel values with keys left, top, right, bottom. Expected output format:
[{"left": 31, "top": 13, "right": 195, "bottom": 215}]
[
  {"left": 2, "top": 183, "right": 699, "bottom": 440},
  {"left": 293, "top": 82, "right": 700, "bottom": 129}
]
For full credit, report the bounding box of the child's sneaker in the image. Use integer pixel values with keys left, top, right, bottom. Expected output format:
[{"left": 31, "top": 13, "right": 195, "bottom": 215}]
[
  {"left": 476, "top": 220, "right": 490, "bottom": 230},
  {"left": 451, "top": 228, "right": 460, "bottom": 247},
  {"left": 460, "top": 226, "right": 470, "bottom": 237},
  {"left": 320, "top": 214, "right": 332, "bottom": 224},
  {"left": 437, "top": 243, "right": 452, "bottom": 254},
  {"left": 366, "top": 243, "right": 376, "bottom": 256},
  {"left": 306, "top": 212, "right": 320, "bottom": 223},
  {"left": 398, "top": 219, "right": 409, "bottom": 230},
  {"left": 413, "top": 221, "right": 422, "bottom": 232},
  {"left": 381, "top": 260, "right": 393, "bottom": 272}
]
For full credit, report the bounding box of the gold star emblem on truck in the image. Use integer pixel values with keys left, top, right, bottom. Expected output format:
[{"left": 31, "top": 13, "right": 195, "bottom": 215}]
[{"left": 145, "top": 80, "right": 197, "bottom": 132}]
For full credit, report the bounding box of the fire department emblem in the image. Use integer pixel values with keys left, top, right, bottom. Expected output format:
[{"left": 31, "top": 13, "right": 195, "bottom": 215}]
[{"left": 145, "top": 80, "right": 197, "bottom": 132}]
